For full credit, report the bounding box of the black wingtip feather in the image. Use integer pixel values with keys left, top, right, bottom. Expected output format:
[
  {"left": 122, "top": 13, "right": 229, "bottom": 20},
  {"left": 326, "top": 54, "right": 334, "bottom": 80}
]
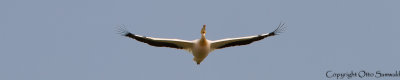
[
  {"left": 271, "top": 22, "right": 287, "bottom": 35},
  {"left": 116, "top": 24, "right": 133, "bottom": 36}
]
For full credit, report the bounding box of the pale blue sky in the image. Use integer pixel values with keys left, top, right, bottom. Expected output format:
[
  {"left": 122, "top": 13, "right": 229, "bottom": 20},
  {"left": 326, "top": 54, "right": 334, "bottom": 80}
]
[{"left": 0, "top": 0, "right": 399, "bottom": 80}]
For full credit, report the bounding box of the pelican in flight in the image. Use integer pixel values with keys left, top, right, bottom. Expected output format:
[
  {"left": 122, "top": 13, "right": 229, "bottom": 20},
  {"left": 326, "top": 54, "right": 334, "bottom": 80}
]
[{"left": 118, "top": 23, "right": 286, "bottom": 65}]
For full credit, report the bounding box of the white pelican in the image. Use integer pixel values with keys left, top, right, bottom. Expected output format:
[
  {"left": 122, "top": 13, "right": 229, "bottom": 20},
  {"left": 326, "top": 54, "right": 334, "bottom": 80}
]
[{"left": 118, "top": 23, "right": 286, "bottom": 65}]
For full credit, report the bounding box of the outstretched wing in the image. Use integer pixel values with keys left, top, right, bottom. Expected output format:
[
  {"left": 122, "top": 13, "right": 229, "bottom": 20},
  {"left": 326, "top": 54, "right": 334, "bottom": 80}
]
[
  {"left": 117, "top": 26, "right": 194, "bottom": 50},
  {"left": 210, "top": 22, "right": 286, "bottom": 50}
]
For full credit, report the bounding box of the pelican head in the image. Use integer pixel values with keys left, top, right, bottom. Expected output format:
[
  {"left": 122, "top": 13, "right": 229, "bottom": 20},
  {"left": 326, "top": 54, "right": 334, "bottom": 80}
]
[{"left": 201, "top": 24, "right": 206, "bottom": 34}]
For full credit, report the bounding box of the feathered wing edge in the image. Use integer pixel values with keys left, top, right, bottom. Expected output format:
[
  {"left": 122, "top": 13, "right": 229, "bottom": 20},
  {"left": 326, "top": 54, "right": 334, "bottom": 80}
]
[
  {"left": 117, "top": 25, "right": 194, "bottom": 51},
  {"left": 210, "top": 22, "right": 286, "bottom": 50}
]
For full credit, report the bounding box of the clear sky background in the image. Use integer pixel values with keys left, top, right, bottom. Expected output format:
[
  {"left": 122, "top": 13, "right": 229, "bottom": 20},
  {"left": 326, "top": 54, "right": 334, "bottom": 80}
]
[{"left": 1, "top": 0, "right": 399, "bottom": 80}]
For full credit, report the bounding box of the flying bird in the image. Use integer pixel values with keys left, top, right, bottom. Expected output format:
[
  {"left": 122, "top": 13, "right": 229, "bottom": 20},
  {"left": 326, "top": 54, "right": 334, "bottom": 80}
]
[{"left": 118, "top": 23, "right": 286, "bottom": 65}]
